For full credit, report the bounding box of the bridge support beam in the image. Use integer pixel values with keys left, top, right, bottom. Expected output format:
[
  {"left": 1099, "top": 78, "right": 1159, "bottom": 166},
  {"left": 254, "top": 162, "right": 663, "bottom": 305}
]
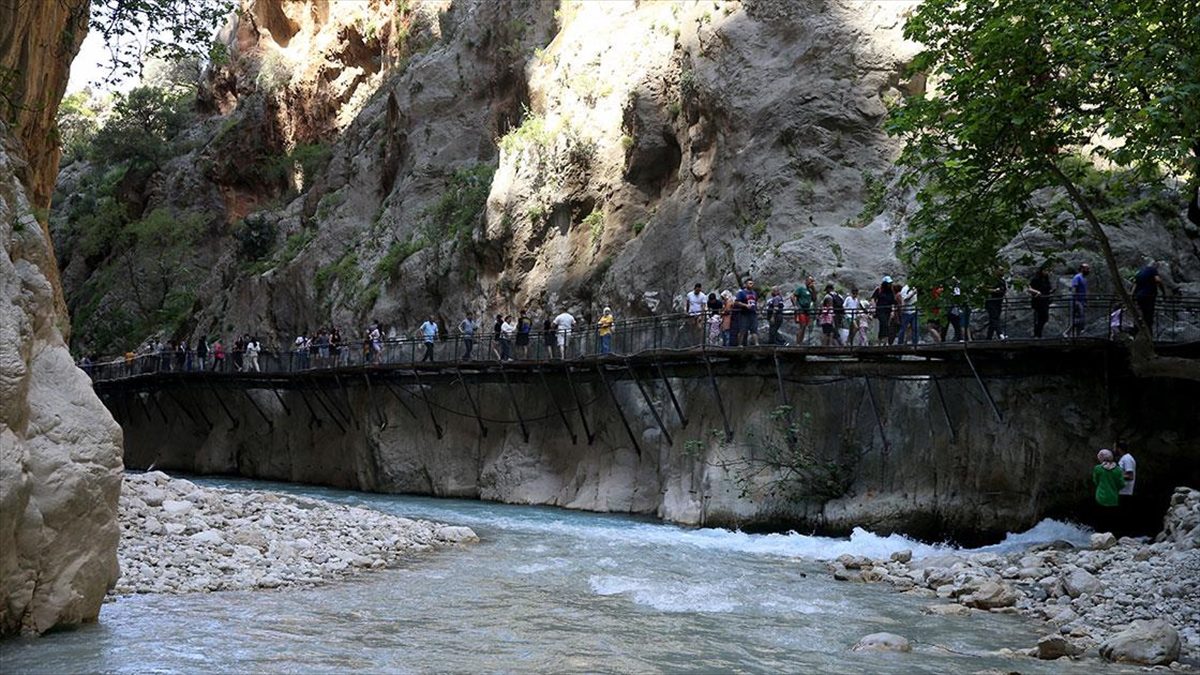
[
  {"left": 362, "top": 374, "right": 387, "bottom": 430},
  {"left": 864, "top": 375, "right": 891, "bottom": 455},
  {"left": 164, "top": 387, "right": 201, "bottom": 428},
  {"left": 271, "top": 388, "right": 292, "bottom": 417},
  {"left": 498, "top": 364, "right": 529, "bottom": 443},
  {"left": 297, "top": 387, "right": 325, "bottom": 429},
  {"left": 563, "top": 364, "right": 595, "bottom": 445},
  {"left": 932, "top": 377, "right": 957, "bottom": 443},
  {"left": 410, "top": 368, "right": 444, "bottom": 439},
  {"left": 537, "top": 367, "right": 573, "bottom": 444},
  {"left": 961, "top": 346, "right": 1002, "bottom": 423},
  {"left": 308, "top": 381, "right": 348, "bottom": 433},
  {"left": 655, "top": 361, "right": 687, "bottom": 428},
  {"left": 186, "top": 389, "right": 213, "bottom": 429},
  {"left": 207, "top": 377, "right": 239, "bottom": 428},
  {"left": 243, "top": 390, "right": 274, "bottom": 430},
  {"left": 702, "top": 356, "right": 734, "bottom": 441},
  {"left": 382, "top": 381, "right": 418, "bottom": 420},
  {"left": 625, "top": 358, "right": 671, "bottom": 447},
  {"left": 456, "top": 368, "right": 487, "bottom": 438},
  {"left": 332, "top": 374, "right": 360, "bottom": 429},
  {"left": 149, "top": 392, "right": 171, "bottom": 425},
  {"left": 596, "top": 363, "right": 641, "bottom": 456}
]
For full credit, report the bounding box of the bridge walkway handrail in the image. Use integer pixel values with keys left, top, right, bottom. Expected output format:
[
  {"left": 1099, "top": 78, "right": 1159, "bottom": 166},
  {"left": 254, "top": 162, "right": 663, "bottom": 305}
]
[{"left": 83, "top": 293, "right": 1200, "bottom": 384}]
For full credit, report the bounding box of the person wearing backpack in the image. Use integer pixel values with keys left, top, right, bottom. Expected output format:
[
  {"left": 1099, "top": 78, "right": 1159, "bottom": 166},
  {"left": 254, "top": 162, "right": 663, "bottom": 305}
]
[{"left": 516, "top": 309, "right": 533, "bottom": 359}]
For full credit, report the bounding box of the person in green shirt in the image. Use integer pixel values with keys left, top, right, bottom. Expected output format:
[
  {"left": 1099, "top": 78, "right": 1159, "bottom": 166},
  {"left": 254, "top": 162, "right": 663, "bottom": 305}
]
[
  {"left": 792, "top": 276, "right": 816, "bottom": 345},
  {"left": 1092, "top": 448, "right": 1126, "bottom": 509}
]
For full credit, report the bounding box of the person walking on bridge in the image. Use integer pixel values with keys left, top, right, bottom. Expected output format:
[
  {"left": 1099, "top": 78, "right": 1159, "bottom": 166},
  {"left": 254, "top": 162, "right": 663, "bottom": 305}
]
[
  {"left": 420, "top": 315, "right": 439, "bottom": 362},
  {"left": 843, "top": 288, "right": 866, "bottom": 347},
  {"left": 765, "top": 288, "right": 787, "bottom": 346},
  {"left": 1028, "top": 266, "right": 1053, "bottom": 338},
  {"left": 597, "top": 307, "right": 615, "bottom": 354},
  {"left": 792, "top": 276, "right": 816, "bottom": 346},
  {"left": 212, "top": 339, "right": 225, "bottom": 372},
  {"left": 554, "top": 310, "right": 576, "bottom": 359},
  {"left": 734, "top": 277, "right": 759, "bottom": 346},
  {"left": 499, "top": 315, "right": 515, "bottom": 361},
  {"left": 871, "top": 276, "right": 896, "bottom": 345},
  {"left": 686, "top": 283, "right": 707, "bottom": 346},
  {"left": 459, "top": 313, "right": 477, "bottom": 360},
  {"left": 517, "top": 310, "right": 533, "bottom": 358},
  {"left": 245, "top": 337, "right": 261, "bottom": 373},
  {"left": 196, "top": 335, "right": 208, "bottom": 372},
  {"left": 1068, "top": 263, "right": 1090, "bottom": 338},
  {"left": 985, "top": 271, "right": 1007, "bottom": 340},
  {"left": 898, "top": 281, "right": 919, "bottom": 345},
  {"left": 369, "top": 324, "right": 383, "bottom": 363},
  {"left": 1132, "top": 261, "right": 1167, "bottom": 336},
  {"left": 542, "top": 315, "right": 555, "bottom": 359}
]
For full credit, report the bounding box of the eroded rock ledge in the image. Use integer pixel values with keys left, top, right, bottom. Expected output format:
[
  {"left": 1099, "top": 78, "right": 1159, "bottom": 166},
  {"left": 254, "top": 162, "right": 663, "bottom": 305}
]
[{"left": 114, "top": 472, "right": 477, "bottom": 595}]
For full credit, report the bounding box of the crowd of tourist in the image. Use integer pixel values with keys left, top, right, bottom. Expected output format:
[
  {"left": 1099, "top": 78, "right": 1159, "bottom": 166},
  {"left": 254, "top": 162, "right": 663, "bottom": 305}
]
[{"left": 79, "top": 261, "right": 1172, "bottom": 375}]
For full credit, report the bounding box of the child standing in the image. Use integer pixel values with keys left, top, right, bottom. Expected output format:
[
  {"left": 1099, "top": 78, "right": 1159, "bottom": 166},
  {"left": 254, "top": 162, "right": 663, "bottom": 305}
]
[{"left": 819, "top": 296, "right": 835, "bottom": 346}]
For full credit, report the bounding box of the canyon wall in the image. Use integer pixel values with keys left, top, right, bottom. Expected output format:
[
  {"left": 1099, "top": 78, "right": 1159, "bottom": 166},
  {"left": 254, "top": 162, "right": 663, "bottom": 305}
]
[
  {"left": 53, "top": 0, "right": 1199, "bottom": 358},
  {"left": 0, "top": 1, "right": 124, "bottom": 636},
  {"left": 114, "top": 360, "right": 1200, "bottom": 544}
]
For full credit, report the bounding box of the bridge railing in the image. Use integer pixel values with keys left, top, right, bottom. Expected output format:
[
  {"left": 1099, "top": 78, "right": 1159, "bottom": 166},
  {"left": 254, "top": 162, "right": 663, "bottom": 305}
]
[{"left": 82, "top": 293, "right": 1199, "bottom": 382}]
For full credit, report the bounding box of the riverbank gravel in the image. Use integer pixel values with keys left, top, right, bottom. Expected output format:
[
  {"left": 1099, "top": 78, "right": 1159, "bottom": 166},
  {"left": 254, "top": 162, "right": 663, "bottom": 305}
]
[
  {"left": 112, "top": 472, "right": 477, "bottom": 596},
  {"left": 829, "top": 487, "right": 1200, "bottom": 667}
]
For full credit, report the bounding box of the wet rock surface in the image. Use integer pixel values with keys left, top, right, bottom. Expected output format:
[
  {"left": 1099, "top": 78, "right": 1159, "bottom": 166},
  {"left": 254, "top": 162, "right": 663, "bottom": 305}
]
[
  {"left": 827, "top": 487, "right": 1200, "bottom": 666},
  {"left": 113, "top": 472, "right": 476, "bottom": 596}
]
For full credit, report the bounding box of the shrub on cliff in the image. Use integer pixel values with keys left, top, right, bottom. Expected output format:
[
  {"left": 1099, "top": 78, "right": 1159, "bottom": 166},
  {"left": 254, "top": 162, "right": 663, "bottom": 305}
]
[{"left": 90, "top": 85, "right": 191, "bottom": 170}]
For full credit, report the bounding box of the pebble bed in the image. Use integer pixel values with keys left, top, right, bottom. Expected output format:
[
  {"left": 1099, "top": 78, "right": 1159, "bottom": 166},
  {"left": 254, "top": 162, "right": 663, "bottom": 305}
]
[
  {"left": 112, "top": 471, "right": 477, "bottom": 596},
  {"left": 828, "top": 487, "right": 1200, "bottom": 666}
]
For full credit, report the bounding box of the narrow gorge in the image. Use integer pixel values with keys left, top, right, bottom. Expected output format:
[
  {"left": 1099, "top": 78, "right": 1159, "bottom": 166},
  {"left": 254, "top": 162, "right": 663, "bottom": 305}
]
[{"left": 2, "top": 0, "right": 1198, "bottom": 669}]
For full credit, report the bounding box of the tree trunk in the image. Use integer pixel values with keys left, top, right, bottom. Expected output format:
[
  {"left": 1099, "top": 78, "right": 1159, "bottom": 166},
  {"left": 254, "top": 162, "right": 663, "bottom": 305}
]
[{"left": 1047, "top": 160, "right": 1200, "bottom": 381}]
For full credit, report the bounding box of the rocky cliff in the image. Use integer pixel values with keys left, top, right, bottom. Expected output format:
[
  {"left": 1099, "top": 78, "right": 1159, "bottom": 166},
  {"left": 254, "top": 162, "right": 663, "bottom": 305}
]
[
  {"left": 0, "top": 0, "right": 124, "bottom": 636},
  {"left": 52, "top": 0, "right": 1200, "bottom": 356}
]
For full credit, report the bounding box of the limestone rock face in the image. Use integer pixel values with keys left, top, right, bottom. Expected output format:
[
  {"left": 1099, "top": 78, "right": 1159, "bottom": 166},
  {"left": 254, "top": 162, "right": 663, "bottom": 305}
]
[
  {"left": 1099, "top": 619, "right": 1181, "bottom": 665},
  {"left": 0, "top": 131, "right": 125, "bottom": 635},
  {"left": 0, "top": 0, "right": 88, "bottom": 319}
]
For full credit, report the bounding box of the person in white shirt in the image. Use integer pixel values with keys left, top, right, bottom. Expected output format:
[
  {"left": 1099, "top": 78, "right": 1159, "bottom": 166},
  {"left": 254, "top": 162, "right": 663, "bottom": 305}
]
[
  {"left": 1116, "top": 440, "right": 1136, "bottom": 497},
  {"left": 553, "top": 311, "right": 576, "bottom": 359},
  {"left": 686, "top": 283, "right": 707, "bottom": 346},
  {"left": 898, "top": 282, "right": 919, "bottom": 345},
  {"left": 843, "top": 288, "right": 863, "bottom": 346},
  {"left": 245, "top": 338, "right": 261, "bottom": 372},
  {"left": 294, "top": 334, "right": 309, "bottom": 370},
  {"left": 419, "top": 316, "right": 439, "bottom": 362},
  {"left": 499, "top": 315, "right": 516, "bottom": 361}
]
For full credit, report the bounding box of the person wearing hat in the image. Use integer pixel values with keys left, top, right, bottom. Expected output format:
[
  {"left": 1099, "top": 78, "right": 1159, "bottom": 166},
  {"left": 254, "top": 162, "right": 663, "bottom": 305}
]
[
  {"left": 871, "top": 276, "right": 896, "bottom": 344},
  {"left": 1092, "top": 448, "right": 1125, "bottom": 528},
  {"left": 597, "top": 307, "right": 615, "bottom": 354}
]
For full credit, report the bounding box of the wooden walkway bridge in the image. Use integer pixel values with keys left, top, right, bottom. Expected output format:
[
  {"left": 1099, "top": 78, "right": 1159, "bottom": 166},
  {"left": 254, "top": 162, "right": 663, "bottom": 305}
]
[{"left": 90, "top": 334, "right": 1199, "bottom": 456}]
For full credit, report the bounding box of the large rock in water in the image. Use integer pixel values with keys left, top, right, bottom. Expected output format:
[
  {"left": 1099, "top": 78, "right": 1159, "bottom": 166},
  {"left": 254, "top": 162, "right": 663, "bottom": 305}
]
[
  {"left": 851, "top": 632, "right": 912, "bottom": 653},
  {"left": 1099, "top": 620, "right": 1181, "bottom": 665},
  {"left": 0, "top": 130, "right": 124, "bottom": 635}
]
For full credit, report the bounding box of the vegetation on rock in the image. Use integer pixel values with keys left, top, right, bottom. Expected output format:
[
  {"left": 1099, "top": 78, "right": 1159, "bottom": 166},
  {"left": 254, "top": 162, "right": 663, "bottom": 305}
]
[{"left": 889, "top": 0, "right": 1199, "bottom": 300}]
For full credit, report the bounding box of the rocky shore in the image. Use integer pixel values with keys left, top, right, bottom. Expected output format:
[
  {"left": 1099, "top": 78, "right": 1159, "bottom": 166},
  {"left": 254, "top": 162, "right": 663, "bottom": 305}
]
[
  {"left": 829, "top": 487, "right": 1200, "bottom": 667},
  {"left": 112, "top": 472, "right": 477, "bottom": 595}
]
